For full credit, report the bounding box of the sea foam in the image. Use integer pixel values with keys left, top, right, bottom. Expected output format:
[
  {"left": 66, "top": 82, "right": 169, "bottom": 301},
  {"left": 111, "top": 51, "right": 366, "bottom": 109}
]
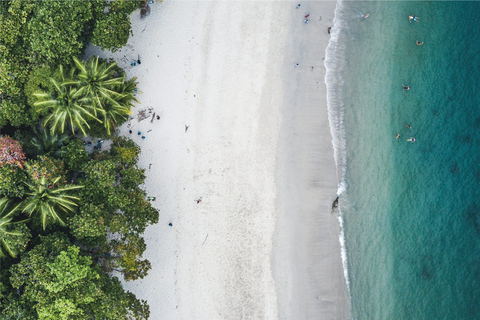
[{"left": 324, "top": 0, "right": 351, "bottom": 293}]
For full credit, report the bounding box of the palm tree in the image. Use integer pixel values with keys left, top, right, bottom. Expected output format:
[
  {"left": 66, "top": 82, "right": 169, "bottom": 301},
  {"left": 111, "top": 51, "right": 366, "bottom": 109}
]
[
  {"left": 116, "top": 76, "right": 139, "bottom": 107},
  {"left": 71, "top": 56, "right": 125, "bottom": 116},
  {"left": 99, "top": 98, "right": 132, "bottom": 136},
  {"left": 30, "top": 126, "right": 69, "bottom": 158},
  {"left": 33, "top": 66, "right": 102, "bottom": 136},
  {"left": 0, "top": 198, "right": 28, "bottom": 258},
  {"left": 22, "top": 176, "right": 83, "bottom": 230},
  {"left": 100, "top": 76, "right": 139, "bottom": 135},
  {"left": 35, "top": 58, "right": 138, "bottom": 137}
]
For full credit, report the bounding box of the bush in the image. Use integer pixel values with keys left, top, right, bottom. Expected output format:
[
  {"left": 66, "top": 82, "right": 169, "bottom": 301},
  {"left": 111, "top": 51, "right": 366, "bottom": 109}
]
[
  {"left": 60, "top": 139, "right": 89, "bottom": 172},
  {"left": 0, "top": 165, "right": 27, "bottom": 198}
]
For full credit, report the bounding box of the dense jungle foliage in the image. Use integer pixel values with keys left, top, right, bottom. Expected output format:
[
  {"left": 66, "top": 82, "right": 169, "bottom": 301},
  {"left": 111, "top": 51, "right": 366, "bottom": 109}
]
[{"left": 0, "top": 1, "right": 159, "bottom": 319}]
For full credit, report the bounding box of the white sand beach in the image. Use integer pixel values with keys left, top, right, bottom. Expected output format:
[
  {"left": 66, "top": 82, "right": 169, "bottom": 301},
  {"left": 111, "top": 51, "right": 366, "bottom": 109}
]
[{"left": 86, "top": 1, "right": 348, "bottom": 319}]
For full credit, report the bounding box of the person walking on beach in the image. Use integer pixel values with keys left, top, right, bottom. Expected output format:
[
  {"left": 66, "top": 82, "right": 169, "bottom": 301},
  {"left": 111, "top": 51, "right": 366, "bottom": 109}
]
[
  {"left": 416, "top": 40, "right": 424, "bottom": 45},
  {"left": 403, "top": 85, "right": 410, "bottom": 92}
]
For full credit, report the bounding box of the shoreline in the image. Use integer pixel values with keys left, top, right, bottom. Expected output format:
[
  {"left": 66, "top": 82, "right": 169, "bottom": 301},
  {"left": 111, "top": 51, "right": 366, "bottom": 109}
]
[
  {"left": 85, "top": 1, "right": 348, "bottom": 319},
  {"left": 271, "top": 1, "right": 349, "bottom": 319}
]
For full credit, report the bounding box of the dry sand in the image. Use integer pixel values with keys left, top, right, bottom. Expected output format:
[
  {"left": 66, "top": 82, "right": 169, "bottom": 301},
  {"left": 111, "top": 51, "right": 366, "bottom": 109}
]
[{"left": 85, "top": 1, "right": 348, "bottom": 319}]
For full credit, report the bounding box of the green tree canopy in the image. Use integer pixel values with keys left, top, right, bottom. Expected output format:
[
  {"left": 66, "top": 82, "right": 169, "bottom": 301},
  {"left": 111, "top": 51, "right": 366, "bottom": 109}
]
[
  {"left": 101, "top": 233, "right": 151, "bottom": 281},
  {"left": 0, "top": 165, "right": 27, "bottom": 198},
  {"left": 26, "top": 1, "right": 94, "bottom": 65},
  {"left": 91, "top": 0, "right": 140, "bottom": 52},
  {"left": 0, "top": 0, "right": 140, "bottom": 127},
  {"left": 59, "top": 139, "right": 89, "bottom": 172},
  {"left": 9, "top": 233, "right": 150, "bottom": 319},
  {"left": 25, "top": 156, "right": 67, "bottom": 188}
]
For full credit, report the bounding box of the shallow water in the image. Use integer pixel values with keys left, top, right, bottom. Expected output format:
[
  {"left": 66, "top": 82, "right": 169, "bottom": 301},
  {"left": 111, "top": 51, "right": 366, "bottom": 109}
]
[{"left": 327, "top": 1, "right": 480, "bottom": 319}]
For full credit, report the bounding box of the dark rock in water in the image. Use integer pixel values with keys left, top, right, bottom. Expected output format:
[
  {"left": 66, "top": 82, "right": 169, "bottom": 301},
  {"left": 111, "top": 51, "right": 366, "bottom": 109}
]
[
  {"left": 332, "top": 196, "right": 339, "bottom": 212},
  {"left": 421, "top": 267, "right": 433, "bottom": 280}
]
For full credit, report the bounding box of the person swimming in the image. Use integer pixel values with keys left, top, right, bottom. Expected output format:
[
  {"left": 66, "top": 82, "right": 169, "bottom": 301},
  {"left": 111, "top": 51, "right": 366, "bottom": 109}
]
[
  {"left": 403, "top": 85, "right": 410, "bottom": 92},
  {"left": 416, "top": 40, "right": 424, "bottom": 46},
  {"left": 409, "top": 15, "right": 419, "bottom": 23},
  {"left": 407, "top": 137, "right": 416, "bottom": 142}
]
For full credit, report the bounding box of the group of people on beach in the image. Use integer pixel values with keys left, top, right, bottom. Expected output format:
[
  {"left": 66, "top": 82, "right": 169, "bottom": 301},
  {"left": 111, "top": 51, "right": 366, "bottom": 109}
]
[
  {"left": 129, "top": 130, "right": 147, "bottom": 140},
  {"left": 296, "top": 3, "right": 312, "bottom": 24},
  {"left": 83, "top": 138, "right": 104, "bottom": 151},
  {"left": 395, "top": 14, "right": 424, "bottom": 144},
  {"left": 131, "top": 55, "right": 142, "bottom": 67}
]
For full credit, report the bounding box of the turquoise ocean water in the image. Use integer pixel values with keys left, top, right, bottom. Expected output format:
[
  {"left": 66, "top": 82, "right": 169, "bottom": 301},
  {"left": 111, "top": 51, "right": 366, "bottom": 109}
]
[{"left": 325, "top": 1, "right": 480, "bottom": 319}]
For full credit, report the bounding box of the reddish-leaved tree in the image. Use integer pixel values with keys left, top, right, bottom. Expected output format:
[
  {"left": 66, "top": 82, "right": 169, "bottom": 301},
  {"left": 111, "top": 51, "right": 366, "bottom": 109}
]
[{"left": 0, "top": 136, "right": 26, "bottom": 169}]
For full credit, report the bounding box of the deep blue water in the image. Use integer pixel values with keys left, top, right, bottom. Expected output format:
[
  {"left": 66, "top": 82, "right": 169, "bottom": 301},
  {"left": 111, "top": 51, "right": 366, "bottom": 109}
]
[{"left": 326, "top": 1, "right": 480, "bottom": 319}]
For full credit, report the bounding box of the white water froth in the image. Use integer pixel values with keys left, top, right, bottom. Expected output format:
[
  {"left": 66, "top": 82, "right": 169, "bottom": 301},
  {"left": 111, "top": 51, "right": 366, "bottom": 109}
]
[
  {"left": 325, "top": 0, "right": 348, "bottom": 183},
  {"left": 337, "top": 179, "right": 348, "bottom": 196},
  {"left": 324, "top": 0, "right": 351, "bottom": 294},
  {"left": 338, "top": 214, "right": 350, "bottom": 290}
]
